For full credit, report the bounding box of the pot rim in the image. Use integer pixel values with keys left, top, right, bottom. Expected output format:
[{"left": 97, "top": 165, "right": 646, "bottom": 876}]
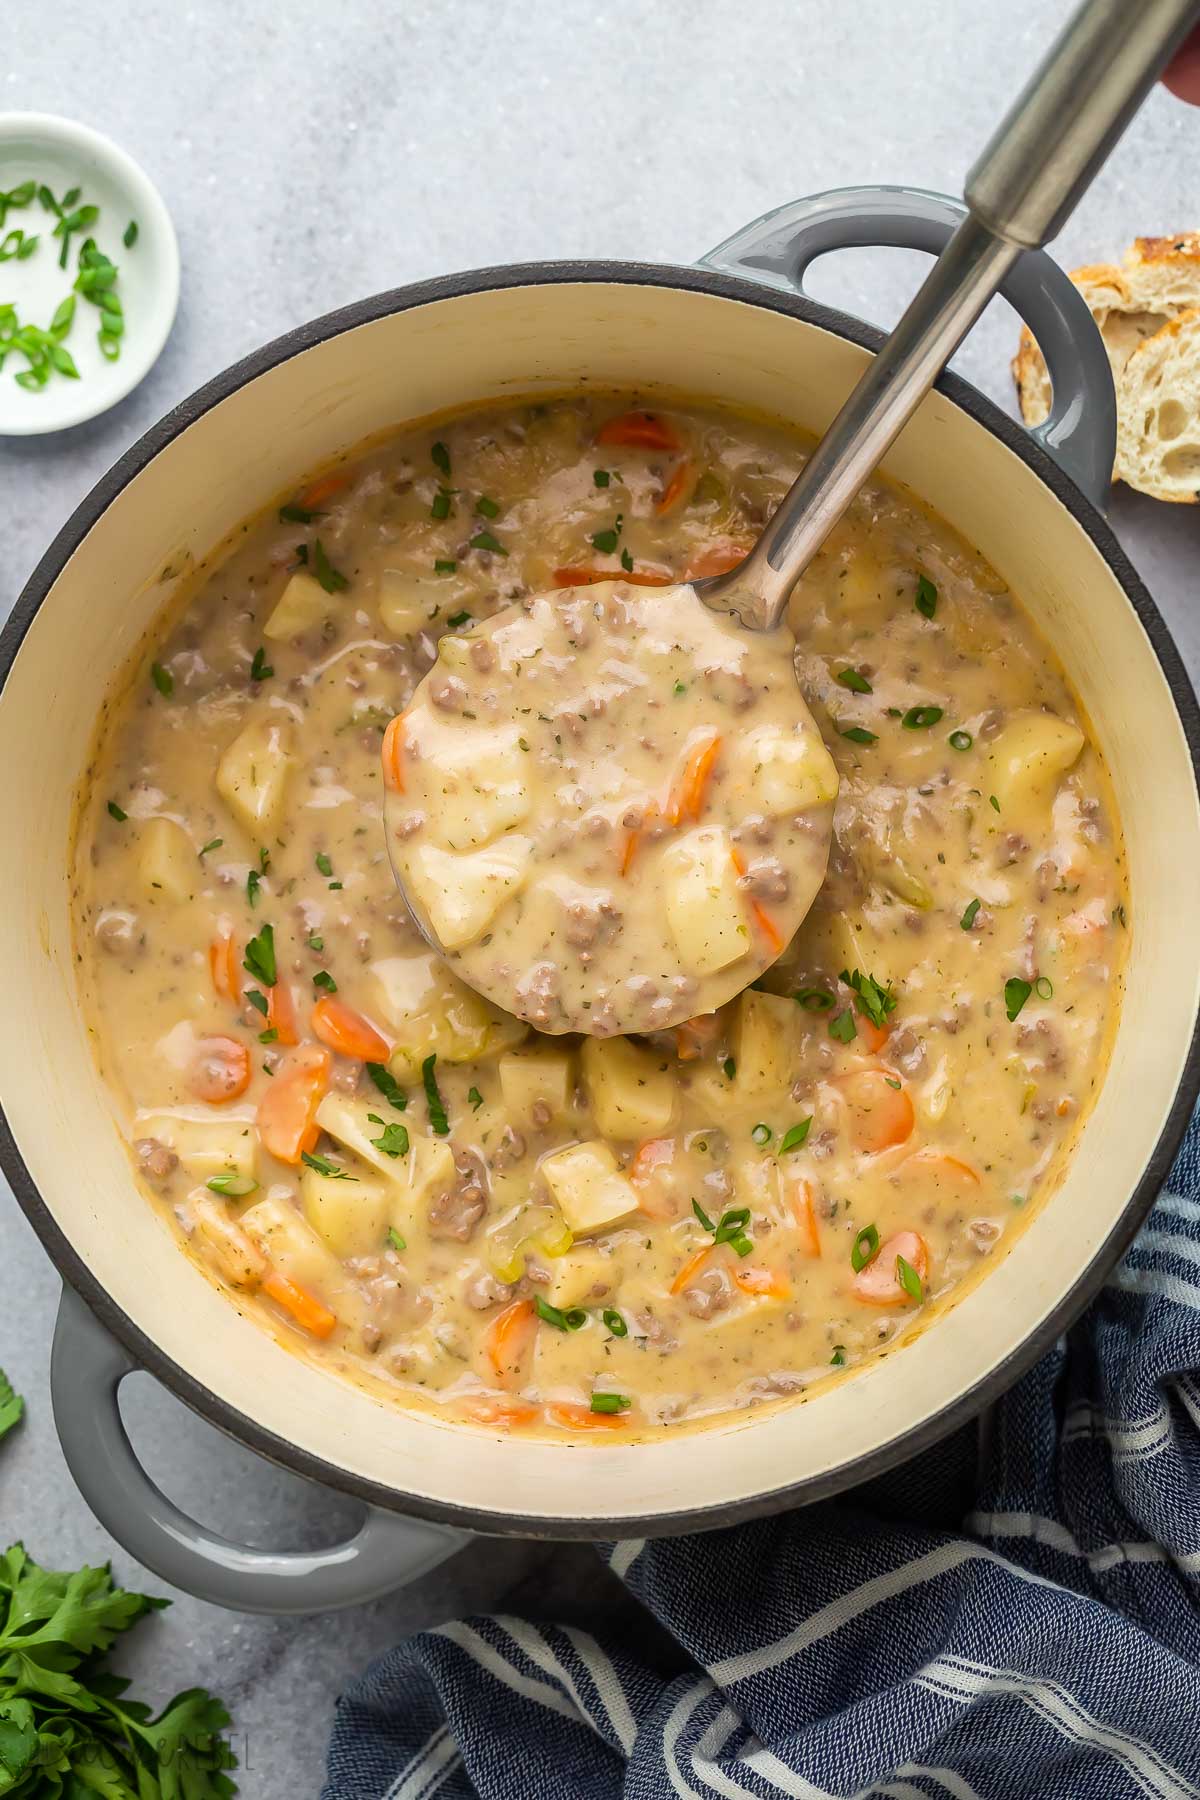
[{"left": 4, "top": 257, "right": 1199, "bottom": 1539}]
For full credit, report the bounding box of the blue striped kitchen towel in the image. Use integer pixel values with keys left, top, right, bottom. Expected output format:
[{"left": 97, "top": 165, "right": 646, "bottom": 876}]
[{"left": 324, "top": 1108, "right": 1200, "bottom": 1800}]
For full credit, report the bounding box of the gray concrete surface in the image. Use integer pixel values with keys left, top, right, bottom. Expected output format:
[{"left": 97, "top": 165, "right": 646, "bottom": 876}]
[{"left": 1, "top": 2, "right": 1197, "bottom": 1793}]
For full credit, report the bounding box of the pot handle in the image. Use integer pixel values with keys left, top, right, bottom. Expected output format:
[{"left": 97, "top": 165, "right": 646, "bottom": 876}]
[
  {"left": 701, "top": 185, "right": 1115, "bottom": 513},
  {"left": 51, "top": 1284, "right": 468, "bottom": 1615}
]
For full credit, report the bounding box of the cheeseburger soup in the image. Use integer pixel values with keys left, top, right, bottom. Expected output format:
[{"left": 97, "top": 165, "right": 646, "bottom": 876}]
[{"left": 72, "top": 395, "right": 1127, "bottom": 1437}]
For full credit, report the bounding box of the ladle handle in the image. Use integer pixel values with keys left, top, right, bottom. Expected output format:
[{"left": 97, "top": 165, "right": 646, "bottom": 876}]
[{"left": 700, "top": 0, "right": 1200, "bottom": 632}]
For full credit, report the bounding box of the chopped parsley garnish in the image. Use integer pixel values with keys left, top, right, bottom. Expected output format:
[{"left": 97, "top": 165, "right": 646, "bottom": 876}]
[
  {"left": 258, "top": 1027, "right": 278, "bottom": 1044},
  {"left": 243, "top": 923, "right": 276, "bottom": 987},
  {"left": 590, "top": 1393, "right": 631, "bottom": 1414},
  {"left": 851, "top": 1224, "right": 879, "bottom": 1271},
  {"left": 312, "top": 969, "right": 337, "bottom": 992},
  {"left": 279, "top": 501, "right": 320, "bottom": 524},
  {"left": 795, "top": 986, "right": 836, "bottom": 1012},
  {"left": 476, "top": 494, "right": 500, "bottom": 518},
  {"left": 884, "top": 1076, "right": 901, "bottom": 1090},
  {"left": 150, "top": 661, "right": 173, "bottom": 696},
  {"left": 430, "top": 489, "right": 452, "bottom": 520},
  {"left": 1034, "top": 975, "right": 1054, "bottom": 1000},
  {"left": 199, "top": 837, "right": 223, "bottom": 856},
  {"left": 447, "top": 609, "right": 472, "bottom": 628},
  {"left": 366, "top": 1062, "right": 407, "bottom": 1110},
  {"left": 989, "top": 794, "right": 1001, "bottom": 813},
  {"left": 431, "top": 440, "right": 451, "bottom": 476},
  {"left": 1004, "top": 976, "right": 1032, "bottom": 1021},
  {"left": 246, "top": 850, "right": 268, "bottom": 908},
  {"left": 593, "top": 469, "right": 611, "bottom": 487},
  {"left": 106, "top": 800, "right": 127, "bottom": 822},
  {"left": 591, "top": 513, "right": 623, "bottom": 554},
  {"left": 250, "top": 645, "right": 273, "bottom": 682},
  {"left": 534, "top": 1295, "right": 586, "bottom": 1331},
  {"left": 315, "top": 851, "right": 334, "bottom": 878},
  {"left": 673, "top": 679, "right": 687, "bottom": 696},
  {"left": 839, "top": 725, "right": 877, "bottom": 745},
  {"left": 722, "top": 1056, "right": 736, "bottom": 1080},
  {"left": 301, "top": 1150, "right": 358, "bottom": 1181},
  {"left": 915, "top": 574, "right": 938, "bottom": 618},
  {"left": 901, "top": 704, "right": 944, "bottom": 730},
  {"left": 751, "top": 1122, "right": 772, "bottom": 1146},
  {"left": 434, "top": 558, "right": 457, "bottom": 574},
  {"left": 961, "top": 897, "right": 981, "bottom": 930},
  {"left": 830, "top": 1345, "right": 846, "bottom": 1366},
  {"left": 307, "top": 933, "right": 324, "bottom": 952},
  {"left": 949, "top": 729, "right": 973, "bottom": 751},
  {"left": 620, "top": 546, "right": 635, "bottom": 573},
  {"left": 313, "top": 538, "right": 349, "bottom": 593},
  {"left": 422, "top": 1052, "right": 449, "bottom": 1134},
  {"left": 468, "top": 1085, "right": 484, "bottom": 1110},
  {"left": 367, "top": 1112, "right": 410, "bottom": 1158},
  {"left": 841, "top": 967, "right": 896, "bottom": 1029},
  {"left": 206, "top": 1172, "right": 258, "bottom": 1197},
  {"left": 602, "top": 1308, "right": 628, "bottom": 1337},
  {"left": 387, "top": 1226, "right": 407, "bottom": 1252},
  {"left": 123, "top": 219, "right": 138, "bottom": 248},
  {"left": 779, "top": 1119, "right": 812, "bottom": 1154},
  {"left": 896, "top": 1253, "right": 923, "bottom": 1301},
  {"left": 836, "top": 668, "right": 872, "bottom": 694},
  {"left": 469, "top": 529, "right": 507, "bottom": 555},
  {"left": 829, "top": 1008, "right": 857, "bottom": 1043}
]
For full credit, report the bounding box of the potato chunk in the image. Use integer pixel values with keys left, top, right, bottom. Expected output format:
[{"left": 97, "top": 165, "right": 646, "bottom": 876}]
[
  {"left": 404, "top": 836, "right": 532, "bottom": 950},
  {"left": 136, "top": 1113, "right": 258, "bottom": 1184},
  {"left": 370, "top": 953, "right": 526, "bottom": 1077},
  {"left": 300, "top": 1159, "right": 390, "bottom": 1259},
  {"left": 543, "top": 1244, "right": 624, "bottom": 1310},
  {"left": 539, "top": 1140, "right": 639, "bottom": 1235},
  {"left": 378, "top": 572, "right": 444, "bottom": 637},
  {"left": 315, "top": 1093, "right": 410, "bottom": 1185},
  {"left": 239, "top": 1194, "right": 366, "bottom": 1332},
  {"left": 734, "top": 990, "right": 803, "bottom": 1096},
  {"left": 985, "top": 711, "right": 1085, "bottom": 817},
  {"left": 662, "top": 826, "right": 750, "bottom": 976},
  {"left": 418, "top": 727, "right": 531, "bottom": 852},
  {"left": 190, "top": 1191, "right": 267, "bottom": 1288},
  {"left": 736, "top": 724, "right": 839, "bottom": 815},
  {"left": 137, "top": 817, "right": 197, "bottom": 903},
  {"left": 263, "top": 570, "right": 331, "bottom": 642},
  {"left": 581, "top": 1037, "right": 677, "bottom": 1139},
  {"left": 216, "top": 714, "right": 294, "bottom": 835},
  {"left": 499, "top": 1044, "right": 575, "bottom": 1123}
]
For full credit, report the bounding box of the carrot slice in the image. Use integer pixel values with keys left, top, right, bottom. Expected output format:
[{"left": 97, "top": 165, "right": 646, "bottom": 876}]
[
  {"left": 733, "top": 1265, "right": 791, "bottom": 1299},
  {"left": 670, "top": 1244, "right": 717, "bottom": 1295},
  {"left": 903, "top": 1147, "right": 980, "bottom": 1195},
  {"left": 545, "top": 1402, "right": 629, "bottom": 1432},
  {"left": 655, "top": 460, "right": 694, "bottom": 515},
  {"left": 261, "top": 1268, "right": 338, "bottom": 1339},
  {"left": 311, "top": 996, "right": 390, "bottom": 1062},
  {"left": 667, "top": 731, "right": 722, "bottom": 825},
  {"left": 854, "top": 1015, "right": 891, "bottom": 1055},
  {"left": 382, "top": 713, "right": 406, "bottom": 793},
  {"left": 189, "top": 1035, "right": 251, "bottom": 1104},
  {"left": 298, "top": 472, "right": 348, "bottom": 510},
  {"left": 208, "top": 927, "right": 239, "bottom": 1004},
  {"left": 460, "top": 1394, "right": 539, "bottom": 1428},
  {"left": 629, "top": 1136, "right": 679, "bottom": 1219},
  {"left": 552, "top": 566, "right": 673, "bottom": 589},
  {"left": 674, "top": 1012, "right": 720, "bottom": 1062},
  {"left": 836, "top": 1068, "right": 915, "bottom": 1155},
  {"left": 596, "top": 410, "right": 681, "bottom": 451},
  {"left": 685, "top": 539, "right": 751, "bottom": 581},
  {"left": 729, "top": 845, "right": 785, "bottom": 954},
  {"left": 619, "top": 800, "right": 658, "bottom": 875},
  {"left": 483, "top": 1299, "right": 536, "bottom": 1386},
  {"left": 267, "top": 980, "right": 299, "bottom": 1047},
  {"left": 256, "top": 1042, "right": 331, "bottom": 1164},
  {"left": 852, "top": 1229, "right": 929, "bottom": 1307},
  {"left": 785, "top": 1173, "right": 822, "bottom": 1257}
]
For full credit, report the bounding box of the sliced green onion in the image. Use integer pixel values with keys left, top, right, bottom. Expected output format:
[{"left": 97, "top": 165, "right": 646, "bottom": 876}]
[
  {"left": 949, "top": 729, "right": 973, "bottom": 751},
  {"left": 431, "top": 440, "right": 451, "bottom": 476},
  {"left": 851, "top": 1224, "right": 880, "bottom": 1272},
  {"left": 960, "top": 897, "right": 981, "bottom": 931},
  {"left": 469, "top": 530, "right": 507, "bottom": 555},
  {"left": 590, "top": 1392, "right": 631, "bottom": 1414},
  {"left": 896, "top": 1253, "right": 924, "bottom": 1302},
  {"left": 1034, "top": 975, "right": 1053, "bottom": 1001},
  {"left": 602, "top": 1308, "right": 628, "bottom": 1337},
  {"left": 835, "top": 668, "right": 872, "bottom": 694},
  {"left": 150, "top": 662, "right": 173, "bottom": 696},
  {"left": 901, "top": 704, "right": 944, "bottom": 730},
  {"left": 534, "top": 1295, "right": 586, "bottom": 1331},
  {"left": 206, "top": 1172, "right": 258, "bottom": 1197},
  {"left": 751, "top": 1122, "right": 772, "bottom": 1146},
  {"left": 106, "top": 800, "right": 127, "bottom": 822},
  {"left": 795, "top": 986, "right": 836, "bottom": 1012},
  {"left": 387, "top": 1226, "right": 407, "bottom": 1252},
  {"left": 915, "top": 574, "right": 938, "bottom": 618},
  {"left": 839, "top": 725, "right": 877, "bottom": 745}
]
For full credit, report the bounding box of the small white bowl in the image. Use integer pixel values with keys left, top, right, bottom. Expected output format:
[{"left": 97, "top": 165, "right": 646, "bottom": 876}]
[{"left": 0, "top": 113, "right": 179, "bottom": 436}]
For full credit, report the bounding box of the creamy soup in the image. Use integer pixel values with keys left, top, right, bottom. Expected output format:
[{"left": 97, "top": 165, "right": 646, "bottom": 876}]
[
  {"left": 72, "top": 394, "right": 1127, "bottom": 1438},
  {"left": 391, "top": 580, "right": 836, "bottom": 1034}
]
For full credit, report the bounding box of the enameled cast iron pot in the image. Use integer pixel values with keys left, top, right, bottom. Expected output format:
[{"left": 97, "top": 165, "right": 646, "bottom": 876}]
[{"left": 4, "top": 187, "right": 1199, "bottom": 1614}]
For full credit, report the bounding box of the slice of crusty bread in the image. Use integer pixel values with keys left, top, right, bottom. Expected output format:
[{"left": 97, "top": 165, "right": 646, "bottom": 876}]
[
  {"left": 1114, "top": 306, "right": 1200, "bottom": 503},
  {"left": 1012, "top": 234, "right": 1200, "bottom": 502}
]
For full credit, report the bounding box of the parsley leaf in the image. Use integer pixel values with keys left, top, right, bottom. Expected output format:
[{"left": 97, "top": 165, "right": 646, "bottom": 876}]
[
  {"left": 243, "top": 923, "right": 276, "bottom": 987},
  {"left": 367, "top": 1112, "right": 410, "bottom": 1158},
  {"left": 840, "top": 967, "right": 897, "bottom": 1029},
  {"left": 422, "top": 1053, "right": 449, "bottom": 1134},
  {"left": 367, "top": 1062, "right": 407, "bottom": 1110},
  {"left": 313, "top": 538, "right": 349, "bottom": 593},
  {"left": 0, "top": 1366, "right": 23, "bottom": 1441},
  {"left": 301, "top": 1150, "right": 357, "bottom": 1180}
]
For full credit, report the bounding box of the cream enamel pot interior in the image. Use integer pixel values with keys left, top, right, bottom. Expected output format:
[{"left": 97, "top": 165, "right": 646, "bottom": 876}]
[{"left": 4, "top": 188, "right": 1200, "bottom": 1615}]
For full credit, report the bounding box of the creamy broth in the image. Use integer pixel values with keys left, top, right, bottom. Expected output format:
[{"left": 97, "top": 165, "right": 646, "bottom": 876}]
[{"left": 72, "top": 394, "right": 1127, "bottom": 1437}]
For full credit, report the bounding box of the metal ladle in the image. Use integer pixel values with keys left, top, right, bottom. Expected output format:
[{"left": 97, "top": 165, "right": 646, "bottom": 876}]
[{"left": 391, "top": 0, "right": 1198, "bottom": 1033}]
